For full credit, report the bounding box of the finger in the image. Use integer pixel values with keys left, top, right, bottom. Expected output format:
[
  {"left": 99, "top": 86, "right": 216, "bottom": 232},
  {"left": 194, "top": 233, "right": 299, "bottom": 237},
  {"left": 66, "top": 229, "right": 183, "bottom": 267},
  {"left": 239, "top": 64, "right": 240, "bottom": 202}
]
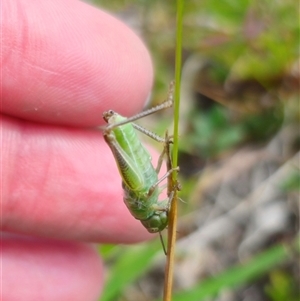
[
  {"left": 2, "top": 115, "right": 159, "bottom": 243},
  {"left": 2, "top": 234, "right": 103, "bottom": 301},
  {"left": 2, "top": 0, "right": 153, "bottom": 126}
]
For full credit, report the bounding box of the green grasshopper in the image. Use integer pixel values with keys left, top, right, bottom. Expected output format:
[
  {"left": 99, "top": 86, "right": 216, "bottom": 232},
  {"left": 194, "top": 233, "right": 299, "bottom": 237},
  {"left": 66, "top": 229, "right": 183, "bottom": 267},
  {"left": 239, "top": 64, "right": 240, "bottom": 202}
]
[{"left": 102, "top": 85, "right": 178, "bottom": 236}]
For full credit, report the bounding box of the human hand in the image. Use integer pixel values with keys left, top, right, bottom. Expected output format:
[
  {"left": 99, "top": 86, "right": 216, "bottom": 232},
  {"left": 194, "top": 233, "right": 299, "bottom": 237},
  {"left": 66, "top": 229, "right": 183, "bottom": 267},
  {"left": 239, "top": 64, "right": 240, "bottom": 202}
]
[{"left": 2, "top": 1, "right": 154, "bottom": 300}]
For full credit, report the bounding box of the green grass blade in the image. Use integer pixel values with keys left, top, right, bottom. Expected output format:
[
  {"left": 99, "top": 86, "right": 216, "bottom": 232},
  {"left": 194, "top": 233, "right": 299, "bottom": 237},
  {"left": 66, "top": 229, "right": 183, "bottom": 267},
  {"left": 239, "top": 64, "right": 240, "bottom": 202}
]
[
  {"left": 172, "top": 0, "right": 183, "bottom": 168},
  {"left": 163, "top": 1, "right": 184, "bottom": 300},
  {"left": 100, "top": 242, "right": 161, "bottom": 301}
]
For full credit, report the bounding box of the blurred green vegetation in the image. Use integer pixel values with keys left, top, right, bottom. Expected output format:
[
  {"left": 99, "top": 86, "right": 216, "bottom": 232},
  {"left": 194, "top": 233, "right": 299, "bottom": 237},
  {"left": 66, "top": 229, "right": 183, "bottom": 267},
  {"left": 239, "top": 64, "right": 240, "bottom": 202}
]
[
  {"left": 281, "top": 170, "right": 300, "bottom": 192},
  {"left": 265, "top": 269, "right": 299, "bottom": 301},
  {"left": 162, "top": 241, "right": 298, "bottom": 301},
  {"left": 91, "top": 1, "right": 299, "bottom": 300}
]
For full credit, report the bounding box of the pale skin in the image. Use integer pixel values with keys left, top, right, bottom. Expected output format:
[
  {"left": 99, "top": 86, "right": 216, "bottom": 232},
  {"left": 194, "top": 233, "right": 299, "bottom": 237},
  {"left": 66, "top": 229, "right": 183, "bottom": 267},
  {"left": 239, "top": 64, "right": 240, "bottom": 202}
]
[{"left": 1, "top": 1, "right": 158, "bottom": 300}]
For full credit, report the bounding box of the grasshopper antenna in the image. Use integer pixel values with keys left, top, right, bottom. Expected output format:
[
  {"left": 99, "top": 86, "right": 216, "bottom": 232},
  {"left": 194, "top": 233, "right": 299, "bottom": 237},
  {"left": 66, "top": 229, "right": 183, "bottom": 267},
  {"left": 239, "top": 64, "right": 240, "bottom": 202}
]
[{"left": 159, "top": 231, "right": 167, "bottom": 255}]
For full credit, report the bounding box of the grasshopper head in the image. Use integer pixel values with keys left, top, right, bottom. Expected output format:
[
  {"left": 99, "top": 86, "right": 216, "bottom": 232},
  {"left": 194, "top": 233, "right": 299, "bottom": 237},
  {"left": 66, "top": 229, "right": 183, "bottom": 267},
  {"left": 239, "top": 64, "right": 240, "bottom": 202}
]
[
  {"left": 141, "top": 211, "right": 168, "bottom": 233},
  {"left": 102, "top": 110, "right": 116, "bottom": 123},
  {"left": 103, "top": 110, "right": 126, "bottom": 125}
]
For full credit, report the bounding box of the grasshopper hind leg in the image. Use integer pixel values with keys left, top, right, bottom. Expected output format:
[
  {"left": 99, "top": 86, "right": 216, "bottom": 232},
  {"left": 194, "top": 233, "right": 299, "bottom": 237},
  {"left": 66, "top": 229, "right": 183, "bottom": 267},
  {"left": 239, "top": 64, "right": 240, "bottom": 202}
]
[{"left": 148, "top": 132, "right": 178, "bottom": 197}]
